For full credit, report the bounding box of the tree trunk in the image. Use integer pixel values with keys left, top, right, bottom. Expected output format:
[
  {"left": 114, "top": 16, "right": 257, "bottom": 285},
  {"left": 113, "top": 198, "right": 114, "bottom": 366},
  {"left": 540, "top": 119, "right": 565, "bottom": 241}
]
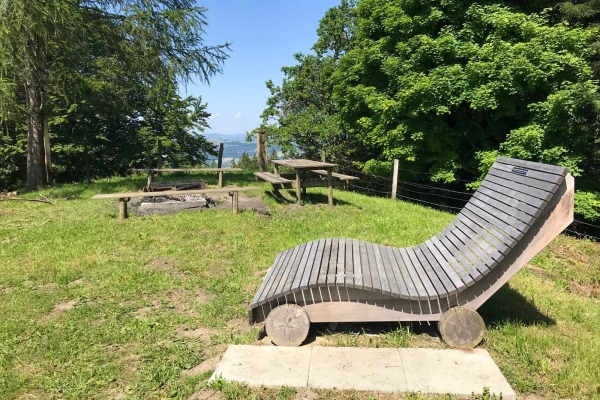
[
  {"left": 157, "top": 139, "right": 163, "bottom": 176},
  {"left": 84, "top": 141, "right": 91, "bottom": 184},
  {"left": 25, "top": 81, "right": 46, "bottom": 190},
  {"left": 44, "top": 116, "right": 54, "bottom": 185},
  {"left": 25, "top": 34, "right": 47, "bottom": 190}
]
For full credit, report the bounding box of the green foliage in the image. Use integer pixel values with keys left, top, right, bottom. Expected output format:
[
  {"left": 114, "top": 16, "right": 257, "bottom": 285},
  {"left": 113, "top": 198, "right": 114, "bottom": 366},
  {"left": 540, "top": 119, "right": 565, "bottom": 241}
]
[
  {"left": 230, "top": 152, "right": 259, "bottom": 172},
  {"left": 0, "top": 0, "right": 229, "bottom": 189},
  {"left": 334, "top": 1, "right": 600, "bottom": 184}
]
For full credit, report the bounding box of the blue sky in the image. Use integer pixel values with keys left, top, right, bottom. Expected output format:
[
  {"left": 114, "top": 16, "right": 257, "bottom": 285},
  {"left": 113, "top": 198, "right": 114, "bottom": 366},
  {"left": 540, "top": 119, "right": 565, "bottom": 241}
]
[{"left": 182, "top": 0, "right": 341, "bottom": 135}]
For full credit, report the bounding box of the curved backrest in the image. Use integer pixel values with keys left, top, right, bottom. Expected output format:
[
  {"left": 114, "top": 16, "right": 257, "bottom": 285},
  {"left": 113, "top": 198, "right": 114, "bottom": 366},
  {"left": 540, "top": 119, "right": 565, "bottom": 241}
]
[{"left": 431, "top": 157, "right": 569, "bottom": 288}]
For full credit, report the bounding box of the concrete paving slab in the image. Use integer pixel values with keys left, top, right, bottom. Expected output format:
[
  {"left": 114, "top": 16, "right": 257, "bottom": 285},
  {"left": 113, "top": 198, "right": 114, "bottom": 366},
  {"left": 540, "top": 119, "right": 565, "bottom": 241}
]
[
  {"left": 210, "top": 345, "right": 311, "bottom": 388},
  {"left": 400, "top": 348, "right": 516, "bottom": 399},
  {"left": 210, "top": 345, "right": 516, "bottom": 398},
  {"left": 309, "top": 347, "right": 408, "bottom": 392}
]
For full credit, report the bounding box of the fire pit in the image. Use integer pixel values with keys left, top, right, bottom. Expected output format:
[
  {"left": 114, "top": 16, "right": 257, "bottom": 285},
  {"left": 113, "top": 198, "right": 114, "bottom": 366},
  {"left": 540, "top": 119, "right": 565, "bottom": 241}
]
[{"left": 139, "top": 180, "right": 214, "bottom": 211}]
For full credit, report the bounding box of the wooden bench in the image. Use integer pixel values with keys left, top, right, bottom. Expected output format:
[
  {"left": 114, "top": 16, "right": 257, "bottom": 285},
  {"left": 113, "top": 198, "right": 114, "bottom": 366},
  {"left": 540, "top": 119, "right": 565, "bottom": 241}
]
[
  {"left": 130, "top": 168, "right": 243, "bottom": 187},
  {"left": 92, "top": 186, "right": 260, "bottom": 219},
  {"left": 248, "top": 157, "right": 574, "bottom": 347},
  {"left": 253, "top": 172, "right": 294, "bottom": 188},
  {"left": 308, "top": 169, "right": 360, "bottom": 182}
]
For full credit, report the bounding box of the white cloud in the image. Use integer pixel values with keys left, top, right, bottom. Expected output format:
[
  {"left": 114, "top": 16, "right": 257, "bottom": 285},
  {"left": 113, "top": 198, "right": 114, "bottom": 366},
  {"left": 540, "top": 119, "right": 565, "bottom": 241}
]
[
  {"left": 208, "top": 112, "right": 222, "bottom": 120},
  {"left": 234, "top": 112, "right": 242, "bottom": 119}
]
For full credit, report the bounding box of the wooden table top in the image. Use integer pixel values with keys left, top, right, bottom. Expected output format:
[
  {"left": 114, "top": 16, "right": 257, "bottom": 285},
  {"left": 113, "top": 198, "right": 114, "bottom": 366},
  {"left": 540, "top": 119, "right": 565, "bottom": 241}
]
[
  {"left": 272, "top": 159, "right": 337, "bottom": 169},
  {"left": 129, "top": 168, "right": 242, "bottom": 172}
]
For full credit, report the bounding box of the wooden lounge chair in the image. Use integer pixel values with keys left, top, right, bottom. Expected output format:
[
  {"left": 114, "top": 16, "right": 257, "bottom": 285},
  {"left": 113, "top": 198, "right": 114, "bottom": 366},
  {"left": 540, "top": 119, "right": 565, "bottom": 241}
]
[{"left": 248, "top": 157, "right": 574, "bottom": 347}]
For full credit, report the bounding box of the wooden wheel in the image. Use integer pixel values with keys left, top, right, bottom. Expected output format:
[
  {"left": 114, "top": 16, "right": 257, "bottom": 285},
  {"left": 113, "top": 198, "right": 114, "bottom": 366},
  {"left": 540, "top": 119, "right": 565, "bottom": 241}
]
[
  {"left": 265, "top": 303, "right": 310, "bottom": 347},
  {"left": 438, "top": 306, "right": 485, "bottom": 348}
]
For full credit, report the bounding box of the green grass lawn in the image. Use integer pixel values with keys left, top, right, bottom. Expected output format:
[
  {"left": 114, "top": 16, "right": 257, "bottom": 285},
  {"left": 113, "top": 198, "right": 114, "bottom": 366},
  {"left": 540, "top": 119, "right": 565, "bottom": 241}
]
[{"left": 1, "top": 173, "right": 599, "bottom": 399}]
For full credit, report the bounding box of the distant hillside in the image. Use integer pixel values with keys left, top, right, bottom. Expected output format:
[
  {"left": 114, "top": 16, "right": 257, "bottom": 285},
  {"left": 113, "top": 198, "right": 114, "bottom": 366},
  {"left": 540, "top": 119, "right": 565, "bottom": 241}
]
[{"left": 202, "top": 133, "right": 249, "bottom": 141}]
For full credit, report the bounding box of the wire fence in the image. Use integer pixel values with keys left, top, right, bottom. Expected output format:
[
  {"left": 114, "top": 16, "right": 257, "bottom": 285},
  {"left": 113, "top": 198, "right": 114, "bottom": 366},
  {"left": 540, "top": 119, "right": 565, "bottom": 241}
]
[{"left": 337, "top": 165, "right": 600, "bottom": 242}]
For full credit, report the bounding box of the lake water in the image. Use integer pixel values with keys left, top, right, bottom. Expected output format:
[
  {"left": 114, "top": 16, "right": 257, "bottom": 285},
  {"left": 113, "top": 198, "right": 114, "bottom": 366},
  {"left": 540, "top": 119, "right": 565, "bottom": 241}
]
[{"left": 206, "top": 140, "right": 280, "bottom": 166}]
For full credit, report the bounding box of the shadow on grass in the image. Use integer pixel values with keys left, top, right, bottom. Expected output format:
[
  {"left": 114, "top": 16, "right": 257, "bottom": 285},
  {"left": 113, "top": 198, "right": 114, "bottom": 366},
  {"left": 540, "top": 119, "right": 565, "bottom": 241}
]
[
  {"left": 478, "top": 284, "right": 555, "bottom": 327},
  {"left": 265, "top": 190, "right": 354, "bottom": 207}
]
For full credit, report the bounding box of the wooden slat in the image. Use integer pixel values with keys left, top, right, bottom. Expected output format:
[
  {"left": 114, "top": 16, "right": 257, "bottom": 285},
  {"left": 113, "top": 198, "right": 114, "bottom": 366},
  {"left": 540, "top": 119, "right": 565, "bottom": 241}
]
[
  {"left": 309, "top": 170, "right": 360, "bottom": 181},
  {"left": 281, "top": 243, "right": 308, "bottom": 296},
  {"left": 447, "top": 224, "right": 496, "bottom": 274},
  {"left": 384, "top": 246, "right": 412, "bottom": 299},
  {"left": 438, "top": 234, "right": 483, "bottom": 281},
  {"left": 419, "top": 243, "right": 459, "bottom": 296},
  {"left": 485, "top": 174, "right": 553, "bottom": 201},
  {"left": 264, "top": 248, "right": 296, "bottom": 302},
  {"left": 92, "top": 186, "right": 261, "bottom": 199},
  {"left": 460, "top": 209, "right": 516, "bottom": 249},
  {"left": 480, "top": 179, "right": 548, "bottom": 209},
  {"left": 405, "top": 247, "right": 438, "bottom": 299},
  {"left": 455, "top": 213, "right": 508, "bottom": 254},
  {"left": 379, "top": 245, "right": 401, "bottom": 298},
  {"left": 496, "top": 156, "right": 568, "bottom": 176},
  {"left": 344, "top": 239, "right": 354, "bottom": 287},
  {"left": 396, "top": 248, "right": 428, "bottom": 300},
  {"left": 476, "top": 185, "right": 542, "bottom": 218},
  {"left": 414, "top": 244, "right": 451, "bottom": 297},
  {"left": 430, "top": 236, "right": 474, "bottom": 287},
  {"left": 464, "top": 203, "right": 524, "bottom": 240},
  {"left": 326, "top": 238, "right": 339, "bottom": 286},
  {"left": 317, "top": 238, "right": 332, "bottom": 287},
  {"left": 442, "top": 228, "right": 490, "bottom": 276},
  {"left": 130, "top": 168, "right": 242, "bottom": 172},
  {"left": 352, "top": 239, "right": 363, "bottom": 289},
  {"left": 365, "top": 242, "right": 382, "bottom": 293},
  {"left": 472, "top": 192, "right": 533, "bottom": 225},
  {"left": 373, "top": 244, "right": 391, "bottom": 296},
  {"left": 490, "top": 167, "right": 560, "bottom": 193},
  {"left": 425, "top": 239, "right": 467, "bottom": 292},
  {"left": 299, "top": 241, "right": 317, "bottom": 290},
  {"left": 453, "top": 220, "right": 504, "bottom": 263},
  {"left": 272, "top": 159, "right": 337, "bottom": 169},
  {"left": 288, "top": 242, "right": 312, "bottom": 294},
  {"left": 250, "top": 252, "right": 284, "bottom": 306},
  {"left": 256, "top": 250, "right": 289, "bottom": 304},
  {"left": 359, "top": 241, "right": 372, "bottom": 290},
  {"left": 469, "top": 197, "right": 529, "bottom": 232},
  {"left": 270, "top": 244, "right": 302, "bottom": 301},
  {"left": 336, "top": 238, "right": 347, "bottom": 285},
  {"left": 491, "top": 162, "right": 565, "bottom": 184},
  {"left": 308, "top": 239, "right": 326, "bottom": 289}
]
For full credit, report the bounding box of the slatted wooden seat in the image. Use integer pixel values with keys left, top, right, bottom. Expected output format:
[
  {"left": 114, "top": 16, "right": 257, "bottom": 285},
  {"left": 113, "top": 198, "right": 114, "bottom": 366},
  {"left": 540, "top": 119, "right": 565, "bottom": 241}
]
[
  {"left": 249, "top": 157, "right": 574, "bottom": 347},
  {"left": 254, "top": 172, "right": 294, "bottom": 187},
  {"left": 308, "top": 170, "right": 360, "bottom": 182}
]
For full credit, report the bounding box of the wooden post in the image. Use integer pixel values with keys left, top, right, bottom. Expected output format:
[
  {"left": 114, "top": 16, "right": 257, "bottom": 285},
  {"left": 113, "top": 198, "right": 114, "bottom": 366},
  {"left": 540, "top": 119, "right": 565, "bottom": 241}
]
[
  {"left": 321, "top": 151, "right": 326, "bottom": 163},
  {"left": 217, "top": 142, "right": 224, "bottom": 168},
  {"left": 218, "top": 171, "right": 223, "bottom": 188},
  {"left": 118, "top": 198, "right": 128, "bottom": 220},
  {"left": 327, "top": 169, "right": 333, "bottom": 206},
  {"left": 257, "top": 130, "right": 268, "bottom": 172},
  {"left": 391, "top": 159, "right": 399, "bottom": 200},
  {"left": 157, "top": 139, "right": 163, "bottom": 177},
  {"left": 273, "top": 163, "right": 279, "bottom": 175},
  {"left": 296, "top": 170, "right": 302, "bottom": 205},
  {"left": 232, "top": 191, "right": 239, "bottom": 214},
  {"left": 147, "top": 171, "right": 154, "bottom": 186}
]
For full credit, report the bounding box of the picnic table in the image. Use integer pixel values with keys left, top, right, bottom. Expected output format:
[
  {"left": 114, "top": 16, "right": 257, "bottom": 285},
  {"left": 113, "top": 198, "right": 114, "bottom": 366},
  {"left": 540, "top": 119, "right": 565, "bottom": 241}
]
[
  {"left": 254, "top": 159, "right": 358, "bottom": 205},
  {"left": 129, "top": 168, "right": 243, "bottom": 187}
]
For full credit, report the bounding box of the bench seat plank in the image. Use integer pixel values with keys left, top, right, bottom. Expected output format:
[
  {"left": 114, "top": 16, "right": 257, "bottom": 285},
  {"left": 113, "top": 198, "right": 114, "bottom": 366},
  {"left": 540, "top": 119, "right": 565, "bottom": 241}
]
[
  {"left": 496, "top": 156, "right": 569, "bottom": 176},
  {"left": 254, "top": 172, "right": 293, "bottom": 185},
  {"left": 373, "top": 244, "right": 392, "bottom": 295},
  {"left": 406, "top": 247, "right": 438, "bottom": 299},
  {"left": 425, "top": 240, "right": 468, "bottom": 292},
  {"left": 492, "top": 162, "right": 565, "bottom": 184},
  {"left": 309, "top": 170, "right": 360, "bottom": 181},
  {"left": 387, "top": 247, "right": 418, "bottom": 300},
  {"left": 415, "top": 244, "right": 452, "bottom": 297}
]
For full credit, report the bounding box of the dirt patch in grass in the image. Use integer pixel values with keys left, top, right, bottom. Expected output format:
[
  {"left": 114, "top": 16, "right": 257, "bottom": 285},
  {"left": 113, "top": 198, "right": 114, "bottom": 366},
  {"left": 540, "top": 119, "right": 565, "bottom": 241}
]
[
  {"left": 133, "top": 299, "right": 162, "bottom": 318},
  {"left": 35, "top": 282, "right": 59, "bottom": 292},
  {"left": 43, "top": 299, "right": 78, "bottom": 320},
  {"left": 188, "top": 389, "right": 224, "bottom": 400},
  {"left": 212, "top": 193, "right": 269, "bottom": 214},
  {"left": 170, "top": 288, "right": 214, "bottom": 314},
  {"left": 527, "top": 264, "right": 599, "bottom": 298},
  {"left": 176, "top": 326, "right": 216, "bottom": 342},
  {"left": 68, "top": 278, "right": 84, "bottom": 286},
  {"left": 181, "top": 356, "right": 220, "bottom": 377},
  {"left": 146, "top": 257, "right": 187, "bottom": 279}
]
